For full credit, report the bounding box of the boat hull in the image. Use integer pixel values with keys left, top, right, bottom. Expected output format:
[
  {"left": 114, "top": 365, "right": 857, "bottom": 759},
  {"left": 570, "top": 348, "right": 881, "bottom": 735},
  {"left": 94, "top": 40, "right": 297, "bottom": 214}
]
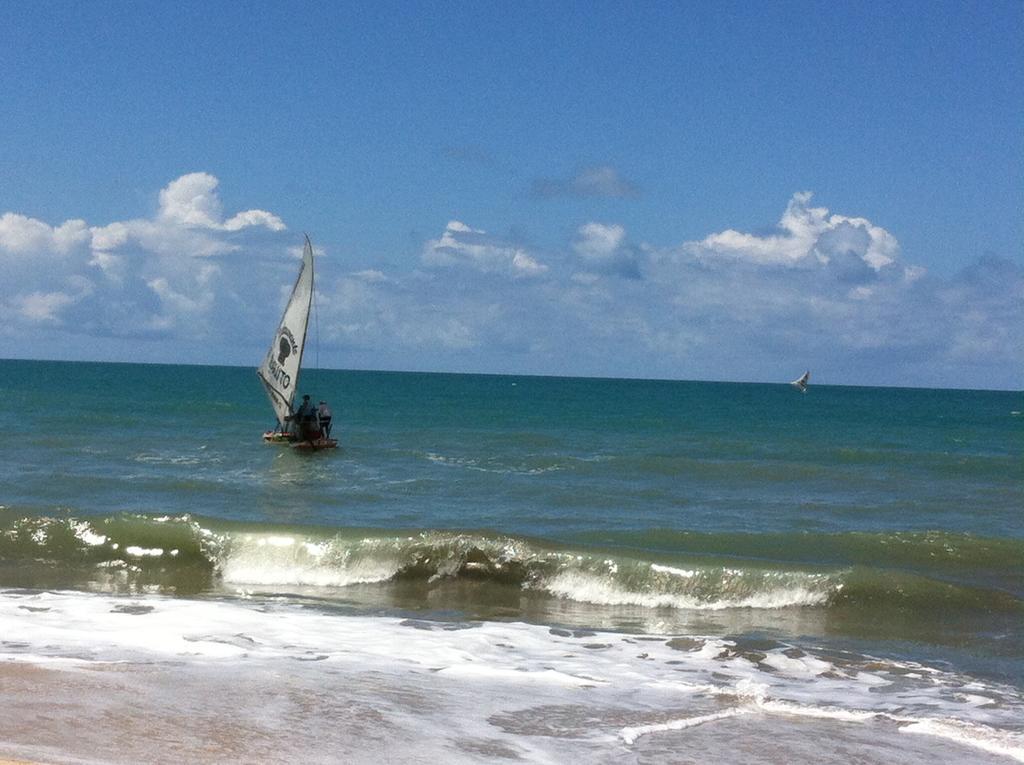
[
  {"left": 264, "top": 429, "right": 339, "bottom": 450},
  {"left": 262, "top": 431, "right": 297, "bottom": 443},
  {"left": 291, "top": 438, "right": 339, "bottom": 451}
]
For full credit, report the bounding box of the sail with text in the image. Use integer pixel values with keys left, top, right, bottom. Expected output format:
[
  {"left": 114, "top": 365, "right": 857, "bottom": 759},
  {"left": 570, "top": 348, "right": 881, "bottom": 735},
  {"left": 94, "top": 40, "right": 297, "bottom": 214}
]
[{"left": 257, "top": 235, "right": 314, "bottom": 430}]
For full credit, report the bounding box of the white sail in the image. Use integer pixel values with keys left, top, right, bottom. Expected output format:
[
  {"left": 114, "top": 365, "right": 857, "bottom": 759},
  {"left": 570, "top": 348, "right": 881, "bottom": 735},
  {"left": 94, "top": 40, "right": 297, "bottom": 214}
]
[
  {"left": 257, "top": 235, "right": 315, "bottom": 429},
  {"left": 790, "top": 370, "right": 810, "bottom": 393}
]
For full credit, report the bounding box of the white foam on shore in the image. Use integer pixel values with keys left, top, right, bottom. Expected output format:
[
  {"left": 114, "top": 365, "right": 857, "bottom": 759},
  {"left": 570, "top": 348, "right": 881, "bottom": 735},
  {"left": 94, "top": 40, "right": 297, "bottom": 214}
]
[
  {"left": 1, "top": 589, "right": 1022, "bottom": 764},
  {"left": 759, "top": 699, "right": 885, "bottom": 723},
  {"left": 902, "top": 719, "right": 1024, "bottom": 763},
  {"left": 616, "top": 695, "right": 1024, "bottom": 761},
  {"left": 759, "top": 651, "right": 834, "bottom": 677},
  {"left": 620, "top": 708, "right": 752, "bottom": 744}
]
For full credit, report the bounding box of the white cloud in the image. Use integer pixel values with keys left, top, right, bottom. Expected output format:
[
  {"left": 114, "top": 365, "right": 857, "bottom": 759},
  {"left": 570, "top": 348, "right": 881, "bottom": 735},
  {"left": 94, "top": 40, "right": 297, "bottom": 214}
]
[
  {"left": 157, "top": 172, "right": 284, "bottom": 232},
  {"left": 0, "top": 214, "right": 90, "bottom": 255},
  {"left": 687, "top": 192, "right": 899, "bottom": 271},
  {"left": 1, "top": 183, "right": 1019, "bottom": 389},
  {"left": 0, "top": 173, "right": 290, "bottom": 343},
  {"left": 16, "top": 290, "right": 77, "bottom": 322},
  {"left": 318, "top": 272, "right": 486, "bottom": 355},
  {"left": 158, "top": 173, "right": 224, "bottom": 227},
  {"left": 510, "top": 252, "right": 548, "bottom": 277},
  {"left": 224, "top": 209, "right": 287, "bottom": 232},
  {"left": 90, "top": 221, "right": 130, "bottom": 252},
  {"left": 11, "top": 275, "right": 94, "bottom": 324},
  {"left": 147, "top": 273, "right": 213, "bottom": 320},
  {"left": 572, "top": 222, "right": 641, "bottom": 279},
  {"left": 384, "top": 196, "right": 1018, "bottom": 386},
  {"left": 573, "top": 222, "right": 625, "bottom": 261},
  {"left": 423, "top": 221, "right": 548, "bottom": 278}
]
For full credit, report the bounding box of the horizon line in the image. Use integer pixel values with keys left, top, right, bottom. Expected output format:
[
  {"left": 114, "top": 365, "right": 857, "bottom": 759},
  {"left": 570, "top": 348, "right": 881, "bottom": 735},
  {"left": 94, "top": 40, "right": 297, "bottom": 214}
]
[{"left": 2, "top": 355, "right": 1019, "bottom": 394}]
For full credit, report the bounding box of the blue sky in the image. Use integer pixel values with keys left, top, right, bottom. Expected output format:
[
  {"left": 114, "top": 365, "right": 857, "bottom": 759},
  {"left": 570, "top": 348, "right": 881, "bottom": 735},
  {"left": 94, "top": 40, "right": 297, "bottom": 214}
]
[{"left": 1, "top": 1, "right": 1021, "bottom": 388}]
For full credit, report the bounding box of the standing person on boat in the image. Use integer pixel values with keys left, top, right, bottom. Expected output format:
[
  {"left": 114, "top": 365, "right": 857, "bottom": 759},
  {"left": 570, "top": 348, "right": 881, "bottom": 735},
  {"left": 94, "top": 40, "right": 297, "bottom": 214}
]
[
  {"left": 290, "top": 394, "right": 317, "bottom": 440},
  {"left": 317, "top": 400, "right": 333, "bottom": 438}
]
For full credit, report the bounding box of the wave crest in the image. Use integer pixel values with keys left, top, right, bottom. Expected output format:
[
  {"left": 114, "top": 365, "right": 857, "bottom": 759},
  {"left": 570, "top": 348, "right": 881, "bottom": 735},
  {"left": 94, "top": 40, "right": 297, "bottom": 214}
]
[{"left": 1, "top": 514, "right": 1019, "bottom": 617}]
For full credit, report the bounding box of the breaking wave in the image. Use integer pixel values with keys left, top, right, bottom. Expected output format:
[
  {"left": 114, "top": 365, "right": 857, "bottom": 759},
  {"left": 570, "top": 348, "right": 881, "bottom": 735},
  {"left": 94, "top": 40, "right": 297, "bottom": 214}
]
[{"left": 2, "top": 513, "right": 1021, "bottom": 621}]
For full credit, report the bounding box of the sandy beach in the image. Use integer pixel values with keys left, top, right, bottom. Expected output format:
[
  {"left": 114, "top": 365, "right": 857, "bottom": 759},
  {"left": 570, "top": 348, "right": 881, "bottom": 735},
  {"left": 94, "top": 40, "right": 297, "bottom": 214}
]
[
  {"left": 4, "top": 655, "right": 1021, "bottom": 765},
  {"left": 3, "top": 596, "right": 1023, "bottom": 765}
]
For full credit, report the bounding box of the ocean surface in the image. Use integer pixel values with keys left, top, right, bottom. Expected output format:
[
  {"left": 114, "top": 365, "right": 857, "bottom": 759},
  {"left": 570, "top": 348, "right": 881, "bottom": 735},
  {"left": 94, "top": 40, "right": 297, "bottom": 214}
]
[{"left": 0, "top": 359, "right": 1021, "bottom": 764}]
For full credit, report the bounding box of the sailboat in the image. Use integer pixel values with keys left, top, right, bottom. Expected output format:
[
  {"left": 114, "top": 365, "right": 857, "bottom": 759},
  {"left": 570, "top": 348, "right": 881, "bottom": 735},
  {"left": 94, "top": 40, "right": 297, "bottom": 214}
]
[
  {"left": 257, "top": 234, "right": 338, "bottom": 449},
  {"left": 790, "top": 370, "right": 810, "bottom": 393}
]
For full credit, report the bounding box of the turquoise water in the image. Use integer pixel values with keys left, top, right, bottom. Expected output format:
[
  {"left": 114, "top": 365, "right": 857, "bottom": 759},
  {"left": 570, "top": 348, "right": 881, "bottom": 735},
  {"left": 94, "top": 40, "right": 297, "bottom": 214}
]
[
  {"left": 1, "top": 359, "right": 1022, "bottom": 763},
  {"left": 5, "top": 361, "right": 1020, "bottom": 536}
]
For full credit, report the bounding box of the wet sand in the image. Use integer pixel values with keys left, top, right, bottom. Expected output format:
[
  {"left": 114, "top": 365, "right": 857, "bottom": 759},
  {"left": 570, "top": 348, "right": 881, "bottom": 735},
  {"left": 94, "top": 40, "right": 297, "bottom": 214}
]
[{"left": 2, "top": 659, "right": 1019, "bottom": 765}]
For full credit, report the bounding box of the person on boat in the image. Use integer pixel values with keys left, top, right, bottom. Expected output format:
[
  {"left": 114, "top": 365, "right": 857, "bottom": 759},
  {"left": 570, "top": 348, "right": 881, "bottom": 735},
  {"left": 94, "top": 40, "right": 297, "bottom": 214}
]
[
  {"left": 291, "top": 394, "right": 318, "bottom": 441},
  {"left": 317, "top": 400, "right": 333, "bottom": 438},
  {"left": 293, "top": 394, "right": 314, "bottom": 420}
]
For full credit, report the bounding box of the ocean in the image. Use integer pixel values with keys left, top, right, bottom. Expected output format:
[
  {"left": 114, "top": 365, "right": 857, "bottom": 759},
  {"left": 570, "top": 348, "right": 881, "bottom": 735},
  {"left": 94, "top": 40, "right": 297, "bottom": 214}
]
[{"left": 0, "top": 359, "right": 1021, "bottom": 764}]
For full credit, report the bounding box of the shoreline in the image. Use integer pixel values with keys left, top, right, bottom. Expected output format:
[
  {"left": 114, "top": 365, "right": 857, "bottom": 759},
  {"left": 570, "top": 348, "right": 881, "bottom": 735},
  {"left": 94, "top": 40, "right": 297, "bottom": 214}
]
[
  {"left": 3, "top": 655, "right": 1019, "bottom": 765},
  {"left": 2, "top": 591, "right": 1022, "bottom": 765}
]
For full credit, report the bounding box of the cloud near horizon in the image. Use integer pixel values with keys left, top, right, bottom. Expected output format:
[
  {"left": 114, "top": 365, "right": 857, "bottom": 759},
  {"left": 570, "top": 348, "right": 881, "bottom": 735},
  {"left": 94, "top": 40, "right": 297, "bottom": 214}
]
[
  {"left": 0, "top": 172, "right": 285, "bottom": 340},
  {"left": 0, "top": 176, "right": 1020, "bottom": 389},
  {"left": 422, "top": 221, "right": 548, "bottom": 279},
  {"left": 687, "top": 191, "right": 899, "bottom": 271},
  {"left": 323, "top": 192, "right": 1021, "bottom": 387}
]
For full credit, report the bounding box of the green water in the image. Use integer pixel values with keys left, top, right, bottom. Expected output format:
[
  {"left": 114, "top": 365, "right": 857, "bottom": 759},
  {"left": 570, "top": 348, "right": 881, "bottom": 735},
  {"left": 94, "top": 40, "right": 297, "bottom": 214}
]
[{"left": 1, "top": 359, "right": 1021, "bottom": 683}]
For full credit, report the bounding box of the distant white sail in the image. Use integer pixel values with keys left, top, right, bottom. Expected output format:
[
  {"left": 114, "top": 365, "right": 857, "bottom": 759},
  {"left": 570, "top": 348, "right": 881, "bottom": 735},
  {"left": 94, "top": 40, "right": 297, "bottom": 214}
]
[
  {"left": 790, "top": 370, "right": 810, "bottom": 393},
  {"left": 257, "top": 236, "right": 314, "bottom": 428}
]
